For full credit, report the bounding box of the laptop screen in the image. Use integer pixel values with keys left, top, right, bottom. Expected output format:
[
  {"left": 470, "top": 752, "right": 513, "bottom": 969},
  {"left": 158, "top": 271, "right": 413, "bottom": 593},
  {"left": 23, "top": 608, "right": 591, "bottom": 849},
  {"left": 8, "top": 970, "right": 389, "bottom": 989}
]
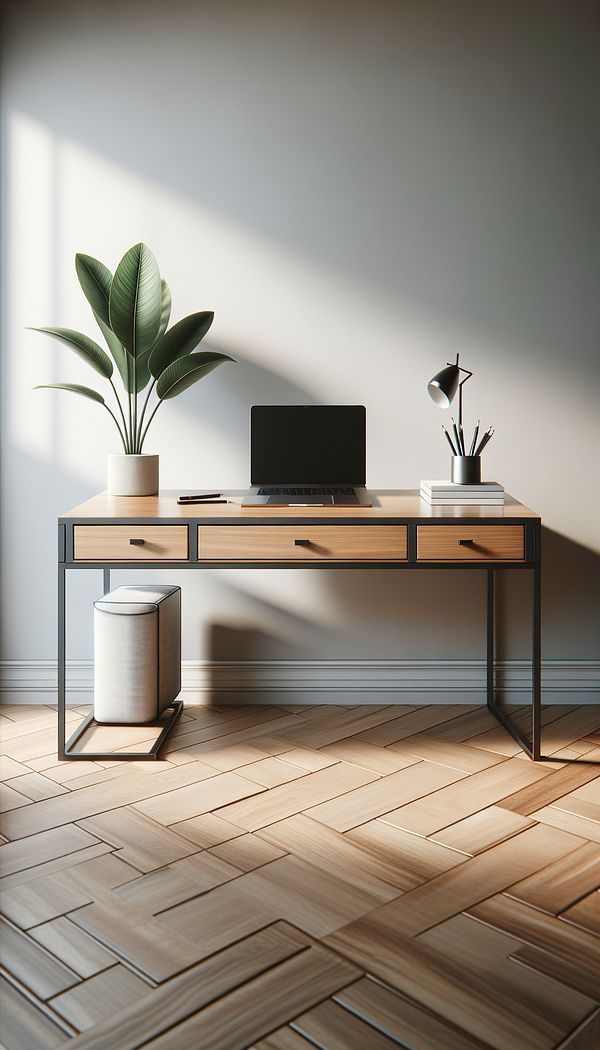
[{"left": 251, "top": 406, "right": 366, "bottom": 485}]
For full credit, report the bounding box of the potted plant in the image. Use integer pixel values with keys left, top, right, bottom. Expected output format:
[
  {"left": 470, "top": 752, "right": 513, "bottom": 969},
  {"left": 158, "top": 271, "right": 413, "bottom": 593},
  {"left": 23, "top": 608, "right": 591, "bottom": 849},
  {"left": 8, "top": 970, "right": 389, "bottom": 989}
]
[{"left": 31, "top": 242, "right": 233, "bottom": 495}]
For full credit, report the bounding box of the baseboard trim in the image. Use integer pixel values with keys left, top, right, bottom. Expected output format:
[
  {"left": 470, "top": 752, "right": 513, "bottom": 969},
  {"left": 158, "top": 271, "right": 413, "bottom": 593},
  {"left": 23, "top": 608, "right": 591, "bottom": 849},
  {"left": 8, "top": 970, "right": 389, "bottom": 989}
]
[{"left": 1, "top": 659, "right": 598, "bottom": 705}]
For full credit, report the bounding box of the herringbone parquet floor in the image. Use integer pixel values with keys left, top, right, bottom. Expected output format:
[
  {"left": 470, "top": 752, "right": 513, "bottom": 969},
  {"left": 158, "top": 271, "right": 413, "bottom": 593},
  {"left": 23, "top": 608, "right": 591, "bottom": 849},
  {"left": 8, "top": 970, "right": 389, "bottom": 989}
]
[{"left": 1, "top": 702, "right": 599, "bottom": 1050}]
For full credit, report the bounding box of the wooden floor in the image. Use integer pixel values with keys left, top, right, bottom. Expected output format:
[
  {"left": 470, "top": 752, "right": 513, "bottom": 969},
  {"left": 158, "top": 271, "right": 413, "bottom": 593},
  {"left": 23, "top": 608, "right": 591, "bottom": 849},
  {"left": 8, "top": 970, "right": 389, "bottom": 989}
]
[{"left": 1, "top": 702, "right": 599, "bottom": 1050}]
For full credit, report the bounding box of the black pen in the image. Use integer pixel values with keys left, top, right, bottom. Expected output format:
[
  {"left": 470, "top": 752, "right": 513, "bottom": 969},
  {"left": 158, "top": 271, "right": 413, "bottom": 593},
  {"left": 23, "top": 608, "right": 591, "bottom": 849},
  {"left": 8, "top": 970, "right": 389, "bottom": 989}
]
[
  {"left": 459, "top": 421, "right": 466, "bottom": 455},
  {"left": 451, "top": 417, "right": 462, "bottom": 456},
  {"left": 177, "top": 498, "right": 228, "bottom": 505},
  {"left": 442, "top": 425, "right": 457, "bottom": 455},
  {"left": 179, "top": 493, "right": 221, "bottom": 501},
  {"left": 469, "top": 420, "right": 480, "bottom": 456}
]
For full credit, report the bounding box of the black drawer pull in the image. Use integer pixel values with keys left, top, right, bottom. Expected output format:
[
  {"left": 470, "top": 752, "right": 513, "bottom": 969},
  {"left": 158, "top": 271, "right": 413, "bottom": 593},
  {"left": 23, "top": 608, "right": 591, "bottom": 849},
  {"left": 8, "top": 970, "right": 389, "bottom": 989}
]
[
  {"left": 129, "top": 538, "right": 145, "bottom": 546},
  {"left": 294, "top": 539, "right": 311, "bottom": 546},
  {"left": 458, "top": 538, "right": 475, "bottom": 546}
]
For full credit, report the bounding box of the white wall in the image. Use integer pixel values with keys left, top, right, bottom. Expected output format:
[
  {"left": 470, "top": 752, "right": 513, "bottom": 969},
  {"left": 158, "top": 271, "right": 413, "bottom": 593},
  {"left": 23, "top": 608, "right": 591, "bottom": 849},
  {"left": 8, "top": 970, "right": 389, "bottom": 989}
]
[{"left": 1, "top": 0, "right": 599, "bottom": 674}]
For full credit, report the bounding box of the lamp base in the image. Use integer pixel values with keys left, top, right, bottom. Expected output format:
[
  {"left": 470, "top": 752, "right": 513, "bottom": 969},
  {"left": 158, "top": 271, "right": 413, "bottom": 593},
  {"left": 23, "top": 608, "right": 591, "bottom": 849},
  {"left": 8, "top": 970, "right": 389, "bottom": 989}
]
[{"left": 451, "top": 456, "right": 481, "bottom": 484}]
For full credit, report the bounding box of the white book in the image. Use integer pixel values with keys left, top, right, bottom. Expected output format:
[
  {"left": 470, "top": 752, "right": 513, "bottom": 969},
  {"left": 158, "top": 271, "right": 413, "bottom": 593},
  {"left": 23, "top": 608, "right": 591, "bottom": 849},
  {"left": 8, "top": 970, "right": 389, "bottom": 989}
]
[
  {"left": 421, "top": 487, "right": 504, "bottom": 496},
  {"left": 423, "top": 503, "right": 505, "bottom": 508},
  {"left": 420, "top": 489, "right": 504, "bottom": 498},
  {"left": 421, "top": 480, "right": 504, "bottom": 493},
  {"left": 422, "top": 494, "right": 505, "bottom": 500},
  {"left": 420, "top": 492, "right": 505, "bottom": 505},
  {"left": 422, "top": 489, "right": 505, "bottom": 496},
  {"left": 421, "top": 498, "right": 505, "bottom": 506}
]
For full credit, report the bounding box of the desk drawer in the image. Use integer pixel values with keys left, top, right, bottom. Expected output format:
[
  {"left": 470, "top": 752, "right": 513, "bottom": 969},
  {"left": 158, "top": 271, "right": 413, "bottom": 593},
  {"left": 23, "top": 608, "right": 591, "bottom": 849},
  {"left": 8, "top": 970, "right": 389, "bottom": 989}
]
[
  {"left": 417, "top": 525, "right": 524, "bottom": 561},
  {"left": 199, "top": 525, "right": 407, "bottom": 561},
  {"left": 74, "top": 526, "right": 188, "bottom": 561}
]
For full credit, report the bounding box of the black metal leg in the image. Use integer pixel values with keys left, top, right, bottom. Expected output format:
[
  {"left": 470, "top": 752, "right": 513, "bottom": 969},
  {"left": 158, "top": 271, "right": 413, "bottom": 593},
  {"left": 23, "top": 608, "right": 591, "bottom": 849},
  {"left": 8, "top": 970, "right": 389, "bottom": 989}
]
[
  {"left": 58, "top": 564, "right": 66, "bottom": 760},
  {"left": 486, "top": 568, "right": 494, "bottom": 705},
  {"left": 103, "top": 567, "right": 111, "bottom": 595},
  {"left": 532, "top": 563, "right": 542, "bottom": 760},
  {"left": 487, "top": 565, "right": 540, "bottom": 760}
]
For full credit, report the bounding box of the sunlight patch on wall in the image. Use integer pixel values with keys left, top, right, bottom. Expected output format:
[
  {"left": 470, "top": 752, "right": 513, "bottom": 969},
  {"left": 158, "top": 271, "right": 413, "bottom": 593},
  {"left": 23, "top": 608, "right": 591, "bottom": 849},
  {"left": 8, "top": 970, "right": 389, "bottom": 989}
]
[{"left": 6, "top": 111, "right": 57, "bottom": 464}]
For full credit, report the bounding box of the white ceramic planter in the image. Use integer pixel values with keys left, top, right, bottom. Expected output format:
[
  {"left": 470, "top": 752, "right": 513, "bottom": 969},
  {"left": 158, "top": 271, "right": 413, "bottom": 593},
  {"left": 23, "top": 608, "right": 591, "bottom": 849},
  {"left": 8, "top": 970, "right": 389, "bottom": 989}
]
[{"left": 107, "top": 454, "right": 159, "bottom": 496}]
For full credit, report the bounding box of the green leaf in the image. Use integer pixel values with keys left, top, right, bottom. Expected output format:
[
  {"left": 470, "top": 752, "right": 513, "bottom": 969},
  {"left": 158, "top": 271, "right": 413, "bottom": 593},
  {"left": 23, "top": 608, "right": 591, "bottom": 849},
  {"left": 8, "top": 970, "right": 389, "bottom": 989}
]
[
  {"left": 29, "top": 327, "right": 113, "bottom": 378},
  {"left": 149, "top": 311, "right": 214, "bottom": 379},
  {"left": 109, "top": 243, "right": 162, "bottom": 358},
  {"left": 157, "top": 279, "right": 172, "bottom": 341},
  {"left": 95, "top": 314, "right": 130, "bottom": 390},
  {"left": 156, "top": 350, "right": 233, "bottom": 400},
  {"left": 75, "top": 254, "right": 112, "bottom": 326},
  {"left": 135, "top": 349, "right": 153, "bottom": 391},
  {"left": 93, "top": 316, "right": 151, "bottom": 393},
  {"left": 34, "top": 383, "right": 105, "bottom": 404}
]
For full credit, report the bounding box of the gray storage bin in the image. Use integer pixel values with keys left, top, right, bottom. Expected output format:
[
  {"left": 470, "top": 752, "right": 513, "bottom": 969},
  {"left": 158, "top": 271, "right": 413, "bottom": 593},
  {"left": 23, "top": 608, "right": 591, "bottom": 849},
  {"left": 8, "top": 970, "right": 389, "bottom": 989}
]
[{"left": 93, "top": 585, "right": 181, "bottom": 724}]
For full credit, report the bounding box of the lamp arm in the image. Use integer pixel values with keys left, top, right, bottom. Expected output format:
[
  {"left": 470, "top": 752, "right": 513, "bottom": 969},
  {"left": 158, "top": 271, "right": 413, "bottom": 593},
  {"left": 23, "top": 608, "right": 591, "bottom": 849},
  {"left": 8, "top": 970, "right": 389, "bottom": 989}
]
[
  {"left": 445, "top": 359, "right": 473, "bottom": 382},
  {"left": 457, "top": 370, "right": 473, "bottom": 431}
]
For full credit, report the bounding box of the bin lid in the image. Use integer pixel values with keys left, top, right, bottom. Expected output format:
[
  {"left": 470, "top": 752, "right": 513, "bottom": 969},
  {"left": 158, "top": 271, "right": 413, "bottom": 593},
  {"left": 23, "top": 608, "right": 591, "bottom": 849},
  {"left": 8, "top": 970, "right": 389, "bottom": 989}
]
[{"left": 94, "top": 585, "right": 179, "bottom": 615}]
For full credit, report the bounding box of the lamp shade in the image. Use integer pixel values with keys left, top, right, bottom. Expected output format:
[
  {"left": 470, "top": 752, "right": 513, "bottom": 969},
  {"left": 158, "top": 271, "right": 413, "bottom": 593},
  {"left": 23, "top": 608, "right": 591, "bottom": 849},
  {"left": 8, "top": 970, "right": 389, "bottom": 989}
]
[{"left": 427, "top": 363, "right": 460, "bottom": 408}]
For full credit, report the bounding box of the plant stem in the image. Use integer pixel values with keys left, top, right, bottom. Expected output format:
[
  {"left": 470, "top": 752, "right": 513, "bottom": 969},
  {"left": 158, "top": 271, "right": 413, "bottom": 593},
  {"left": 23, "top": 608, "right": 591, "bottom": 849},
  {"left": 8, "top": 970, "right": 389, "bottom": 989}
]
[
  {"left": 109, "top": 378, "right": 130, "bottom": 454},
  {"left": 136, "top": 379, "right": 156, "bottom": 452},
  {"left": 104, "top": 404, "right": 128, "bottom": 452},
  {"left": 138, "top": 398, "right": 162, "bottom": 452},
  {"left": 133, "top": 351, "right": 138, "bottom": 453},
  {"left": 128, "top": 383, "right": 133, "bottom": 455}
]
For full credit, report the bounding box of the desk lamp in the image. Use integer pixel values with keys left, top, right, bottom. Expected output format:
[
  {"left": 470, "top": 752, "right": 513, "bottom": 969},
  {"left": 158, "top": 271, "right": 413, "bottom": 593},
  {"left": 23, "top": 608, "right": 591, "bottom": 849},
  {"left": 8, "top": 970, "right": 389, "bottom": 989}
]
[
  {"left": 427, "top": 354, "right": 482, "bottom": 483},
  {"left": 427, "top": 353, "right": 472, "bottom": 430}
]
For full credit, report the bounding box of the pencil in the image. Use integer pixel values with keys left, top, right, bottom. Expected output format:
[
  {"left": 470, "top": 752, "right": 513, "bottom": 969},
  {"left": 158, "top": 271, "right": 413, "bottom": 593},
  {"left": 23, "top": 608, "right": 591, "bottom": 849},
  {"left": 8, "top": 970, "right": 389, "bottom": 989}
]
[
  {"left": 450, "top": 417, "right": 462, "bottom": 456},
  {"left": 469, "top": 420, "right": 480, "bottom": 456},
  {"left": 442, "top": 425, "right": 457, "bottom": 455},
  {"left": 475, "top": 427, "right": 494, "bottom": 456}
]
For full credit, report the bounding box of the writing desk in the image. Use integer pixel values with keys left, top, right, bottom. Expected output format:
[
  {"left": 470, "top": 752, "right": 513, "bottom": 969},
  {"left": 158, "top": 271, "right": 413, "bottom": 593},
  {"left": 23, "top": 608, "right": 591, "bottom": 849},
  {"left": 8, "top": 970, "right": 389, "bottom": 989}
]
[{"left": 58, "top": 490, "right": 541, "bottom": 761}]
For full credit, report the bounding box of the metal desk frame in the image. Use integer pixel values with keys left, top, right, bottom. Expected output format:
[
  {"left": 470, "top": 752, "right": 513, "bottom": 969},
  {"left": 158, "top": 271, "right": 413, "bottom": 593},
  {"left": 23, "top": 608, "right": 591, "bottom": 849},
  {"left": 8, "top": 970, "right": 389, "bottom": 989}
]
[{"left": 57, "top": 510, "right": 541, "bottom": 762}]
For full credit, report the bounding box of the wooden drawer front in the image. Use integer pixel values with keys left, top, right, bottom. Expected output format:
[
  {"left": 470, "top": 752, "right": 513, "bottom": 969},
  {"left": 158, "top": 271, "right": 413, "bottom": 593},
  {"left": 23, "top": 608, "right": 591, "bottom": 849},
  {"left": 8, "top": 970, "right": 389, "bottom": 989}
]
[
  {"left": 74, "top": 526, "right": 188, "bottom": 561},
  {"left": 417, "top": 525, "right": 524, "bottom": 561},
  {"left": 199, "top": 525, "right": 407, "bottom": 561}
]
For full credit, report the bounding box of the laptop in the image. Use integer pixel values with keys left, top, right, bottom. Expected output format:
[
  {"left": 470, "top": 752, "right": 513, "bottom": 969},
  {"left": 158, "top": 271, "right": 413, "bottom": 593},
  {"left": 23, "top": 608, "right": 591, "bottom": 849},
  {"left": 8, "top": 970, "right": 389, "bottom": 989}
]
[{"left": 243, "top": 405, "right": 371, "bottom": 506}]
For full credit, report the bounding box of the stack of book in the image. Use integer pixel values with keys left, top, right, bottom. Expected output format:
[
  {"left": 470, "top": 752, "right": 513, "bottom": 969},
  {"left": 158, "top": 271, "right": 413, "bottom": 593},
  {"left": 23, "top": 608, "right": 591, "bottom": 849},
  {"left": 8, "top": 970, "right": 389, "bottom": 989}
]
[{"left": 420, "top": 481, "right": 505, "bottom": 506}]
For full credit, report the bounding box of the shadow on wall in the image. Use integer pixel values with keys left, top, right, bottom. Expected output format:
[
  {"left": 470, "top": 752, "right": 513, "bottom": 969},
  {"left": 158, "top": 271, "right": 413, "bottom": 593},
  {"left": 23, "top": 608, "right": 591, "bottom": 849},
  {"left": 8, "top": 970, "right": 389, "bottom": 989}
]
[
  {"left": 211, "top": 623, "right": 310, "bottom": 661},
  {"left": 147, "top": 344, "right": 322, "bottom": 489},
  {"left": 207, "top": 567, "right": 491, "bottom": 666},
  {"left": 207, "top": 580, "right": 337, "bottom": 665},
  {"left": 539, "top": 528, "right": 600, "bottom": 657},
  {"left": 168, "top": 341, "right": 320, "bottom": 441},
  {"left": 206, "top": 621, "right": 312, "bottom": 706},
  {"left": 491, "top": 528, "right": 600, "bottom": 664}
]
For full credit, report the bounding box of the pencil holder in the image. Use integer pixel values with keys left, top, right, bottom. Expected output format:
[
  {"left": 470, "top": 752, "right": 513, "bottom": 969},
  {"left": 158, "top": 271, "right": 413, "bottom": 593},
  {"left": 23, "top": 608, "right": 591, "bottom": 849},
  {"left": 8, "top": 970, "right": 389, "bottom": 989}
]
[{"left": 451, "top": 456, "right": 481, "bottom": 484}]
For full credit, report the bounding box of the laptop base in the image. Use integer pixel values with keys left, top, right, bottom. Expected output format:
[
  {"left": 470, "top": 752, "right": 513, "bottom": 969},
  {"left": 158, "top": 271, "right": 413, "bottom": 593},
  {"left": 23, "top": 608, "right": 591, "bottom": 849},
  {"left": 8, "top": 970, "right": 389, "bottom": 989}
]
[{"left": 243, "top": 487, "right": 372, "bottom": 507}]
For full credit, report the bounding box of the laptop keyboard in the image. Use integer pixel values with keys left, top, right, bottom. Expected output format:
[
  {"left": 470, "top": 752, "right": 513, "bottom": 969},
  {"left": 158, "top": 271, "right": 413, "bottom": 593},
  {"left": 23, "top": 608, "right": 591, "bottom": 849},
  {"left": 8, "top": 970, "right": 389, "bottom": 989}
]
[{"left": 257, "top": 487, "right": 356, "bottom": 496}]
